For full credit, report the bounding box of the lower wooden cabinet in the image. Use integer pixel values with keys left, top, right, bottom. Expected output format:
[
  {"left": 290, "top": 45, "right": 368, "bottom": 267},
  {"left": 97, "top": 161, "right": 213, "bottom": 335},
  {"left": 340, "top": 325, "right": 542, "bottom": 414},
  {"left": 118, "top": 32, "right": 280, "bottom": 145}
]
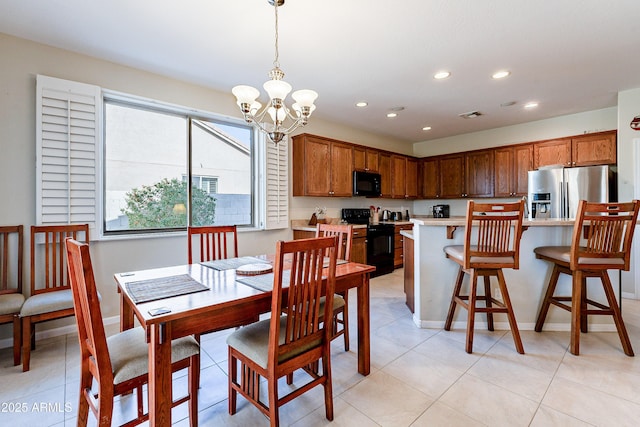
[{"left": 394, "top": 224, "right": 413, "bottom": 268}]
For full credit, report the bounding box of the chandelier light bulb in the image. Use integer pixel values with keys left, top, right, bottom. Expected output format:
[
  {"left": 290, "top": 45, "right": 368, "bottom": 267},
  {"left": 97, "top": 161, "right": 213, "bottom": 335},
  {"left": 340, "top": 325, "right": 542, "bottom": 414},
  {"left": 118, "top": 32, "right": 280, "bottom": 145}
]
[
  {"left": 232, "top": 85, "right": 260, "bottom": 106},
  {"left": 263, "top": 79, "right": 292, "bottom": 102}
]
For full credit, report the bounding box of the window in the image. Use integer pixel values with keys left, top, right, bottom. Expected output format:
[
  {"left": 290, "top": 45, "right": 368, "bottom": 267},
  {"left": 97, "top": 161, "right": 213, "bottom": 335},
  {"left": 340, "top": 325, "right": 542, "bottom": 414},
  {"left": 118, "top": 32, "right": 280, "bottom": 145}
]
[
  {"left": 36, "top": 75, "right": 289, "bottom": 239},
  {"left": 103, "top": 100, "right": 254, "bottom": 233}
]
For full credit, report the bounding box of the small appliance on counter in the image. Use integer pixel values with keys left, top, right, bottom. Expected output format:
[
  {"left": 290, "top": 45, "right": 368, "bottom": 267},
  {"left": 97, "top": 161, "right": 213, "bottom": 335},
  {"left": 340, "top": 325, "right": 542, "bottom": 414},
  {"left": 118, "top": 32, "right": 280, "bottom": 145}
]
[{"left": 432, "top": 205, "right": 450, "bottom": 218}]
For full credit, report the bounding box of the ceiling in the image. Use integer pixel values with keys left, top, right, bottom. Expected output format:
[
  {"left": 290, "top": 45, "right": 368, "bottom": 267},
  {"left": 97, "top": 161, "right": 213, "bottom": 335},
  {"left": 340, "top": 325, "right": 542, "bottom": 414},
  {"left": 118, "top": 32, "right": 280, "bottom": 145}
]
[{"left": 2, "top": 0, "right": 640, "bottom": 143}]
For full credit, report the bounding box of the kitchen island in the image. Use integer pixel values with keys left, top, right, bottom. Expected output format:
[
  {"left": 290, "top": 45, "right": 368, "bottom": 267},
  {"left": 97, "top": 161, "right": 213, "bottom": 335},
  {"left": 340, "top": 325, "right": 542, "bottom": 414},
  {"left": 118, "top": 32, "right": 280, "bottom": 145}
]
[{"left": 405, "top": 216, "right": 621, "bottom": 331}]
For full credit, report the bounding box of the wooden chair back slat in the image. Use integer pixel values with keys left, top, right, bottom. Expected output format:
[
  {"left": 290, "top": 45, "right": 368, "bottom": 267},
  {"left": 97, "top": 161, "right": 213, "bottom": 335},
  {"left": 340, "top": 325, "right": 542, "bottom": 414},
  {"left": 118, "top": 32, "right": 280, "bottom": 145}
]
[
  {"left": 571, "top": 200, "right": 640, "bottom": 270},
  {"left": 316, "top": 224, "right": 353, "bottom": 261},
  {"left": 464, "top": 200, "right": 525, "bottom": 269},
  {"left": 0, "top": 225, "right": 23, "bottom": 294},
  {"left": 270, "top": 236, "right": 337, "bottom": 367},
  {"left": 188, "top": 225, "right": 238, "bottom": 263},
  {"left": 31, "top": 225, "right": 89, "bottom": 296}
]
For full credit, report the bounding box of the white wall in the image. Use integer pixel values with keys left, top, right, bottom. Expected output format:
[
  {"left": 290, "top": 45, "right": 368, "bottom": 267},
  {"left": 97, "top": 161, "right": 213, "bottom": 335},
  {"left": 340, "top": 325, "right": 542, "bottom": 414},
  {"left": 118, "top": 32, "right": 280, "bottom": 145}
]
[{"left": 0, "top": 32, "right": 408, "bottom": 342}]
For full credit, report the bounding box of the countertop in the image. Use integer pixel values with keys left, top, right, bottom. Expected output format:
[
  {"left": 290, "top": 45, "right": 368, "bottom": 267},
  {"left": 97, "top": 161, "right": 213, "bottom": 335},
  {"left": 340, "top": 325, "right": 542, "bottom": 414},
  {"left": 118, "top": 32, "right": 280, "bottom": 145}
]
[
  {"left": 291, "top": 219, "right": 413, "bottom": 232},
  {"left": 409, "top": 216, "right": 576, "bottom": 227}
]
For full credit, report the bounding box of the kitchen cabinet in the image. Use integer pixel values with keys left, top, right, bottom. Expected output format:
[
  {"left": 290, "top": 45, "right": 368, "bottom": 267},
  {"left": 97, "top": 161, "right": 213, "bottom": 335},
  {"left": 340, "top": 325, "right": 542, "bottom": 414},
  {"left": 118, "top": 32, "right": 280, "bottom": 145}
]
[
  {"left": 391, "top": 155, "right": 419, "bottom": 199},
  {"left": 403, "top": 234, "right": 414, "bottom": 313},
  {"left": 438, "top": 150, "right": 493, "bottom": 198},
  {"left": 394, "top": 224, "right": 413, "bottom": 268},
  {"left": 439, "top": 154, "right": 465, "bottom": 198},
  {"left": 421, "top": 157, "right": 440, "bottom": 199},
  {"left": 293, "top": 227, "right": 366, "bottom": 265},
  {"left": 292, "top": 134, "right": 353, "bottom": 197},
  {"left": 353, "top": 146, "right": 380, "bottom": 172},
  {"left": 533, "top": 130, "right": 616, "bottom": 169},
  {"left": 494, "top": 144, "right": 533, "bottom": 197},
  {"left": 379, "top": 153, "right": 392, "bottom": 198}
]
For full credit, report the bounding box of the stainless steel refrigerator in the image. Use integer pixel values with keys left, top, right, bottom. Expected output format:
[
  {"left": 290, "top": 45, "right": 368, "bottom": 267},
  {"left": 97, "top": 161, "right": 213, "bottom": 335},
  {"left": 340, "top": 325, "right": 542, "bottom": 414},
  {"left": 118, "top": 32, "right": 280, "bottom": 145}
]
[{"left": 527, "top": 165, "right": 617, "bottom": 219}]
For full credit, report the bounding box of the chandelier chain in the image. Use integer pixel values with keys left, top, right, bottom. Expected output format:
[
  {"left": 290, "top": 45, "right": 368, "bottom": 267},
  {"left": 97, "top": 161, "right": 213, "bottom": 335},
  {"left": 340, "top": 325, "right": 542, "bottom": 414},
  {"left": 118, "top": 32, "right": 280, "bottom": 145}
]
[{"left": 273, "top": 0, "right": 280, "bottom": 69}]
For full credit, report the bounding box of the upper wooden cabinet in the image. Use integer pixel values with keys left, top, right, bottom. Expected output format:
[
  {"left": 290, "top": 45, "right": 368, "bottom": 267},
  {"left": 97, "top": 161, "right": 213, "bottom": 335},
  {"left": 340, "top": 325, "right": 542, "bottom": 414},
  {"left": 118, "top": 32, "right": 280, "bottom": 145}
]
[
  {"left": 421, "top": 157, "right": 440, "bottom": 199},
  {"left": 439, "top": 154, "right": 465, "bottom": 198},
  {"left": 494, "top": 144, "right": 533, "bottom": 197},
  {"left": 292, "top": 134, "right": 353, "bottom": 197},
  {"left": 353, "top": 146, "right": 380, "bottom": 172},
  {"left": 391, "top": 155, "right": 419, "bottom": 199},
  {"left": 435, "top": 150, "right": 494, "bottom": 198},
  {"left": 534, "top": 130, "right": 616, "bottom": 169},
  {"left": 379, "top": 152, "right": 392, "bottom": 198}
]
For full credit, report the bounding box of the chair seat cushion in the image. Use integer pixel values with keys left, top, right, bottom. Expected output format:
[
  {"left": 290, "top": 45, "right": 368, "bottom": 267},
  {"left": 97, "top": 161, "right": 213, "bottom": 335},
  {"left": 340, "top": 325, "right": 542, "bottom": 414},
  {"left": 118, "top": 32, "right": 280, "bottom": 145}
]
[
  {"left": 108, "top": 328, "right": 200, "bottom": 385},
  {"left": 19, "top": 289, "right": 74, "bottom": 317},
  {"left": 0, "top": 293, "right": 25, "bottom": 315},
  {"left": 443, "top": 245, "right": 515, "bottom": 265},
  {"left": 534, "top": 246, "right": 625, "bottom": 266},
  {"left": 227, "top": 315, "right": 321, "bottom": 370}
]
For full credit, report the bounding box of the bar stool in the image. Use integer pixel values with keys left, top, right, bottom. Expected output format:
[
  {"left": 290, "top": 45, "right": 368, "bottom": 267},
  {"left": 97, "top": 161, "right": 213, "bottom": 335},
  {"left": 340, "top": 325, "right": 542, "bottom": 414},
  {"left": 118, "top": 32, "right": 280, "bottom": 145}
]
[
  {"left": 443, "top": 200, "right": 526, "bottom": 354},
  {"left": 534, "top": 200, "right": 640, "bottom": 356}
]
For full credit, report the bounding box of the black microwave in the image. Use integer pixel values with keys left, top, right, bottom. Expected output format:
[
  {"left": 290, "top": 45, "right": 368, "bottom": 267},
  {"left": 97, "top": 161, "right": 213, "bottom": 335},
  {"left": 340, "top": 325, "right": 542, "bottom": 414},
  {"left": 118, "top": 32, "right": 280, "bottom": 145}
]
[{"left": 353, "top": 170, "right": 381, "bottom": 197}]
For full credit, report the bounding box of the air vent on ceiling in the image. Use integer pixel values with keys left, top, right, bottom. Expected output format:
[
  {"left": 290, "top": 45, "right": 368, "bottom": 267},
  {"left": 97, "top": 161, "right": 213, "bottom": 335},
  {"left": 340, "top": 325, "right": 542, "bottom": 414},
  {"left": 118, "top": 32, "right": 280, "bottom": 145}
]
[{"left": 459, "top": 111, "right": 482, "bottom": 119}]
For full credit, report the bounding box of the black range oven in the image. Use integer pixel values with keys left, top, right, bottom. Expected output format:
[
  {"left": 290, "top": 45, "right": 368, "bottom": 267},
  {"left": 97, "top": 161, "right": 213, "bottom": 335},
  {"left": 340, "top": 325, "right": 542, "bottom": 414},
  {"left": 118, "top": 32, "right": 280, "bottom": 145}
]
[{"left": 341, "top": 208, "right": 395, "bottom": 277}]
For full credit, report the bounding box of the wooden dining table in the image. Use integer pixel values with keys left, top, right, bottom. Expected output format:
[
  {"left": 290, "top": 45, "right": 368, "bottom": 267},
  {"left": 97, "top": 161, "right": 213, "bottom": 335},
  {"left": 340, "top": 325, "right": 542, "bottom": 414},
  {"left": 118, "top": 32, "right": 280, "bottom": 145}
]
[{"left": 114, "top": 255, "right": 375, "bottom": 427}]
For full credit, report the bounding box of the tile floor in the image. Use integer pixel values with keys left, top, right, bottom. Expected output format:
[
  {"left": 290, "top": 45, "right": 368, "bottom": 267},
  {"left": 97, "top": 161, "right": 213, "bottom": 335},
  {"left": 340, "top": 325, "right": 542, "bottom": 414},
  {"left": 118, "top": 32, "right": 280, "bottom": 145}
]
[{"left": 1, "top": 268, "right": 640, "bottom": 426}]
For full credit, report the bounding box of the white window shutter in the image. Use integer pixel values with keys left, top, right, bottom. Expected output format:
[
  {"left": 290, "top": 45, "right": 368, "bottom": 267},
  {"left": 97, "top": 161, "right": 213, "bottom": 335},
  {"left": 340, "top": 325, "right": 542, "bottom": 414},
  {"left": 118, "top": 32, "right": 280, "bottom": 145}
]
[
  {"left": 264, "top": 137, "right": 289, "bottom": 229},
  {"left": 36, "top": 75, "right": 101, "bottom": 239}
]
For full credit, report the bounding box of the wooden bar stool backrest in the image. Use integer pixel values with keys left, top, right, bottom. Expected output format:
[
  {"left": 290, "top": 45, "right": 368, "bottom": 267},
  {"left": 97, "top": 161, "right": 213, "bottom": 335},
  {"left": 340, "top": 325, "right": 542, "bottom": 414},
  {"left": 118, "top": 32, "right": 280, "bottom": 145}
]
[
  {"left": 463, "top": 200, "right": 525, "bottom": 270},
  {"left": 0, "top": 225, "right": 23, "bottom": 296},
  {"left": 316, "top": 223, "right": 353, "bottom": 261},
  {"left": 30, "top": 224, "right": 89, "bottom": 296},
  {"left": 188, "top": 225, "right": 238, "bottom": 263},
  {"left": 570, "top": 200, "right": 640, "bottom": 271}
]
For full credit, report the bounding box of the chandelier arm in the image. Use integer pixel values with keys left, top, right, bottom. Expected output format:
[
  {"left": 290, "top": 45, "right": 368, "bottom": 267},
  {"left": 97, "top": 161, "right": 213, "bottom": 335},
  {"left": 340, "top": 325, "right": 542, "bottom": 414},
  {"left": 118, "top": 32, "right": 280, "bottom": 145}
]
[{"left": 279, "top": 117, "right": 306, "bottom": 135}]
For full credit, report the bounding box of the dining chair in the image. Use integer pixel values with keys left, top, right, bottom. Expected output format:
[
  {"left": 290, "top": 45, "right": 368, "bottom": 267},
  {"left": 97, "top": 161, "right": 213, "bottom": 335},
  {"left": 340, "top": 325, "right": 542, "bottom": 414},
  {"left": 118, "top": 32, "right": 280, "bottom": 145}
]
[
  {"left": 187, "top": 225, "right": 238, "bottom": 263},
  {"left": 0, "top": 225, "right": 24, "bottom": 365},
  {"left": 443, "top": 200, "right": 526, "bottom": 354},
  {"left": 65, "top": 238, "right": 200, "bottom": 427},
  {"left": 316, "top": 223, "right": 353, "bottom": 351},
  {"left": 227, "top": 236, "right": 338, "bottom": 427},
  {"left": 534, "top": 200, "right": 640, "bottom": 356},
  {"left": 20, "top": 224, "right": 88, "bottom": 371}
]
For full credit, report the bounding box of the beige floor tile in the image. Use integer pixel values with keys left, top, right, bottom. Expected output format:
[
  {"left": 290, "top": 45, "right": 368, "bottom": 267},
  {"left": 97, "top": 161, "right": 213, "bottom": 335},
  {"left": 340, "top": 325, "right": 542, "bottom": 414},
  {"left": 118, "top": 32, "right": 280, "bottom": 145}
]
[
  {"left": 529, "top": 405, "right": 595, "bottom": 427},
  {"left": 411, "top": 401, "right": 486, "bottom": 427},
  {"left": 340, "top": 370, "right": 433, "bottom": 427},
  {"left": 438, "top": 327, "right": 507, "bottom": 354},
  {"left": 0, "top": 385, "right": 70, "bottom": 427},
  {"left": 439, "top": 374, "right": 538, "bottom": 426},
  {"left": 413, "top": 333, "right": 483, "bottom": 371},
  {"left": 383, "top": 349, "right": 465, "bottom": 399},
  {"left": 374, "top": 315, "right": 438, "bottom": 349},
  {"left": 291, "top": 397, "right": 379, "bottom": 427},
  {"left": 488, "top": 330, "right": 567, "bottom": 374},
  {"left": 542, "top": 376, "right": 640, "bottom": 427}
]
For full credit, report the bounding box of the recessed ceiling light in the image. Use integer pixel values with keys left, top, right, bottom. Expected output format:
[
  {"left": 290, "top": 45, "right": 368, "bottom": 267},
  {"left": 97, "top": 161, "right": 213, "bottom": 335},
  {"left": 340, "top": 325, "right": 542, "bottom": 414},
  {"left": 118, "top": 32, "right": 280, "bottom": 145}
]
[
  {"left": 434, "top": 71, "right": 451, "bottom": 80},
  {"left": 492, "top": 70, "right": 510, "bottom": 79},
  {"left": 355, "top": 101, "right": 368, "bottom": 107},
  {"left": 422, "top": 126, "right": 432, "bottom": 131},
  {"left": 386, "top": 112, "right": 398, "bottom": 118},
  {"left": 524, "top": 102, "right": 538, "bottom": 109}
]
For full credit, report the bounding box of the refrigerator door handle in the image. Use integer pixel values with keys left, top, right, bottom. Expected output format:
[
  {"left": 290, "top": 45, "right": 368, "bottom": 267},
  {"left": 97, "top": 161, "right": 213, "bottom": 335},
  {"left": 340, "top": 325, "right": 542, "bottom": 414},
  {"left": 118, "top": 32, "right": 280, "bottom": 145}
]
[
  {"left": 559, "top": 181, "right": 564, "bottom": 219},
  {"left": 565, "top": 182, "right": 570, "bottom": 218}
]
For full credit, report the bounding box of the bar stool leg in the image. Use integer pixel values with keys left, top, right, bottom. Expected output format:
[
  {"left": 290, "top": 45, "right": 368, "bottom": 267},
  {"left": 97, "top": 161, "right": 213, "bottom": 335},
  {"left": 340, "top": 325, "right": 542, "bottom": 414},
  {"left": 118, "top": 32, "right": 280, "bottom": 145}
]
[
  {"left": 465, "top": 269, "right": 478, "bottom": 354},
  {"left": 570, "top": 271, "right": 583, "bottom": 355},
  {"left": 497, "top": 269, "right": 524, "bottom": 354},
  {"left": 484, "top": 275, "right": 494, "bottom": 331},
  {"left": 600, "top": 272, "right": 634, "bottom": 356},
  {"left": 535, "top": 265, "right": 561, "bottom": 332},
  {"left": 445, "top": 267, "right": 465, "bottom": 331},
  {"left": 580, "top": 276, "right": 588, "bottom": 333}
]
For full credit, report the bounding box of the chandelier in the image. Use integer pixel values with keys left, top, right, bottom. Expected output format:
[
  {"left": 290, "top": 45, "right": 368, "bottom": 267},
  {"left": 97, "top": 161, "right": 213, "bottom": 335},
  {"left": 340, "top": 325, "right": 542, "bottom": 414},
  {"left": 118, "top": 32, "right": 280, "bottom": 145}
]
[{"left": 232, "top": 0, "right": 318, "bottom": 144}]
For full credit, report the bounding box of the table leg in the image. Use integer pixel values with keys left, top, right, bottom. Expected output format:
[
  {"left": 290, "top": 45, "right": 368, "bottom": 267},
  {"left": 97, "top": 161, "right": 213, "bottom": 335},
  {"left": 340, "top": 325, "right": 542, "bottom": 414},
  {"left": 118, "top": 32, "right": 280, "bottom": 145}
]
[
  {"left": 357, "top": 273, "right": 371, "bottom": 375},
  {"left": 149, "top": 322, "right": 172, "bottom": 427},
  {"left": 119, "top": 293, "right": 134, "bottom": 331}
]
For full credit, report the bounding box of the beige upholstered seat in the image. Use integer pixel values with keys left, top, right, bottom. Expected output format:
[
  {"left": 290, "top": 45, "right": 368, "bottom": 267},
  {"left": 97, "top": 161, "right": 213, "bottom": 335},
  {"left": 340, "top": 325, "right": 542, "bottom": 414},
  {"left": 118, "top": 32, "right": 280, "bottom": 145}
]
[
  {"left": 0, "top": 225, "right": 24, "bottom": 366},
  {"left": 443, "top": 200, "right": 525, "bottom": 354},
  {"left": 66, "top": 238, "right": 200, "bottom": 427},
  {"left": 534, "top": 200, "right": 640, "bottom": 356},
  {"left": 20, "top": 224, "right": 88, "bottom": 371},
  {"left": 227, "top": 236, "right": 338, "bottom": 427}
]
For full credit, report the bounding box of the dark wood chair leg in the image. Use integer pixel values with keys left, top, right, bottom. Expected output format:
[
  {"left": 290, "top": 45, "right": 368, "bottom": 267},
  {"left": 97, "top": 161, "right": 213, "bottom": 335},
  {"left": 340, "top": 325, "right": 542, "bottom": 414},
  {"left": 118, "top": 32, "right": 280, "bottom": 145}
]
[
  {"left": 535, "top": 264, "right": 561, "bottom": 332},
  {"left": 580, "top": 276, "right": 588, "bottom": 333},
  {"left": 600, "top": 272, "right": 634, "bottom": 356},
  {"left": 483, "top": 274, "right": 494, "bottom": 331},
  {"left": 12, "top": 315, "right": 21, "bottom": 366},
  {"left": 21, "top": 317, "right": 31, "bottom": 372},
  {"left": 497, "top": 269, "right": 524, "bottom": 354},
  {"left": 570, "top": 271, "right": 583, "bottom": 356},
  {"left": 341, "top": 291, "right": 350, "bottom": 351},
  {"left": 445, "top": 267, "right": 465, "bottom": 331},
  {"left": 465, "top": 269, "right": 478, "bottom": 354}
]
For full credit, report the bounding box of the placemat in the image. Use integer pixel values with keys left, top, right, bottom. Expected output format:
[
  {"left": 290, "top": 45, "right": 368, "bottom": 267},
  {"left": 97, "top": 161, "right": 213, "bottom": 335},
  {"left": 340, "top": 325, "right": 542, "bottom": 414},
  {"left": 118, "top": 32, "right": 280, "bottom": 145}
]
[
  {"left": 201, "top": 256, "right": 268, "bottom": 271},
  {"left": 236, "top": 272, "right": 289, "bottom": 292},
  {"left": 125, "top": 274, "right": 209, "bottom": 304}
]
